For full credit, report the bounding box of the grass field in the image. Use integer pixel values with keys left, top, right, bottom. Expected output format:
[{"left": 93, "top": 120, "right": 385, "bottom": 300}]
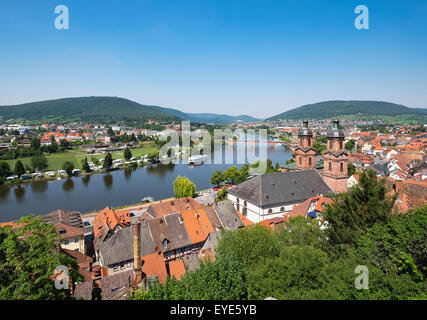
[{"left": 5, "top": 147, "right": 159, "bottom": 171}]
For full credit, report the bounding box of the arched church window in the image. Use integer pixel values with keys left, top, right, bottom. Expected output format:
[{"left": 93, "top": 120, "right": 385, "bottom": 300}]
[
  {"left": 328, "top": 162, "right": 332, "bottom": 171},
  {"left": 340, "top": 162, "right": 343, "bottom": 172}
]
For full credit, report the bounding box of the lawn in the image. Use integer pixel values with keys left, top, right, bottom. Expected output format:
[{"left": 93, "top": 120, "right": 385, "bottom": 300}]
[{"left": 5, "top": 147, "right": 159, "bottom": 171}]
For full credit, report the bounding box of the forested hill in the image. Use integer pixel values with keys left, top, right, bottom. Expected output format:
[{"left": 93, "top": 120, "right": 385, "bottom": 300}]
[
  {"left": 267, "top": 100, "right": 427, "bottom": 121},
  {"left": 0, "top": 97, "right": 180, "bottom": 124},
  {"left": 0, "top": 97, "right": 259, "bottom": 124}
]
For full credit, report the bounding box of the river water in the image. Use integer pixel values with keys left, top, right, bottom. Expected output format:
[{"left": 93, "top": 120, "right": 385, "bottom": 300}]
[{"left": 0, "top": 144, "right": 291, "bottom": 222}]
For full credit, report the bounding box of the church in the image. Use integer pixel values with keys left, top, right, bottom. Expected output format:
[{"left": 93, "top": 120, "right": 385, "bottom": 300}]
[{"left": 227, "top": 118, "right": 348, "bottom": 223}]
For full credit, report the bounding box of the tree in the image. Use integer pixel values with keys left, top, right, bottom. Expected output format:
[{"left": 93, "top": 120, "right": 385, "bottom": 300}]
[
  {"left": 124, "top": 147, "right": 132, "bottom": 161},
  {"left": 81, "top": 157, "right": 91, "bottom": 173},
  {"left": 0, "top": 215, "right": 82, "bottom": 299},
  {"left": 235, "top": 164, "right": 250, "bottom": 185},
  {"left": 345, "top": 139, "right": 356, "bottom": 152},
  {"left": 60, "top": 139, "right": 70, "bottom": 151},
  {"left": 104, "top": 152, "right": 113, "bottom": 169},
  {"left": 107, "top": 127, "right": 115, "bottom": 137},
  {"left": 0, "top": 162, "right": 12, "bottom": 184},
  {"left": 357, "top": 205, "right": 427, "bottom": 282},
  {"left": 14, "top": 160, "right": 26, "bottom": 178},
  {"left": 173, "top": 176, "right": 196, "bottom": 198},
  {"left": 216, "top": 186, "right": 228, "bottom": 202},
  {"left": 322, "top": 169, "right": 396, "bottom": 252},
  {"left": 31, "top": 154, "right": 48, "bottom": 171},
  {"left": 313, "top": 141, "right": 326, "bottom": 155},
  {"left": 215, "top": 225, "right": 279, "bottom": 270},
  {"left": 223, "top": 166, "right": 239, "bottom": 183},
  {"left": 48, "top": 136, "right": 58, "bottom": 153},
  {"left": 275, "top": 162, "right": 281, "bottom": 170},
  {"left": 62, "top": 161, "right": 75, "bottom": 177},
  {"left": 31, "top": 137, "right": 41, "bottom": 150},
  {"left": 348, "top": 162, "right": 356, "bottom": 176},
  {"left": 210, "top": 170, "right": 224, "bottom": 186}
]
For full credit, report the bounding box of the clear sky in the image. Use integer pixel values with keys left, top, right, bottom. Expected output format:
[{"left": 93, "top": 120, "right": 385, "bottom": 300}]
[{"left": 0, "top": 0, "right": 426, "bottom": 118}]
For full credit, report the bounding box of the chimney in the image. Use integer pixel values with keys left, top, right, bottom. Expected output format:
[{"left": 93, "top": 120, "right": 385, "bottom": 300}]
[{"left": 133, "top": 222, "right": 142, "bottom": 273}]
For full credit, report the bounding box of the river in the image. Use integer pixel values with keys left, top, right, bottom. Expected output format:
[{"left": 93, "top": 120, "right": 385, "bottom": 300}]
[{"left": 0, "top": 144, "right": 291, "bottom": 222}]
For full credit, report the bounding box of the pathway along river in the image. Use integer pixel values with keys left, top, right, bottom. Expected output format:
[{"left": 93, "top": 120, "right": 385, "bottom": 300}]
[{"left": 0, "top": 144, "right": 291, "bottom": 222}]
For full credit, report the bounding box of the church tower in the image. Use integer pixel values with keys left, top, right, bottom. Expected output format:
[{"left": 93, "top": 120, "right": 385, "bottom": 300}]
[
  {"left": 322, "top": 118, "right": 348, "bottom": 193},
  {"left": 295, "top": 119, "right": 316, "bottom": 171}
]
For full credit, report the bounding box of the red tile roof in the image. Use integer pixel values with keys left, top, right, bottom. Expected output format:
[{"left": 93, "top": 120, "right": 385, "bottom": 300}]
[{"left": 168, "top": 259, "right": 186, "bottom": 280}]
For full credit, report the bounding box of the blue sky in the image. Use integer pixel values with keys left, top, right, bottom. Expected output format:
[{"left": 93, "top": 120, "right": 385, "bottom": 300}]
[{"left": 0, "top": 0, "right": 426, "bottom": 118}]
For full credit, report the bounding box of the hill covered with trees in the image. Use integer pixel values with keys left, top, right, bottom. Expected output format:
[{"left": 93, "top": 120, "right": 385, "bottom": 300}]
[
  {"left": 0, "top": 97, "right": 259, "bottom": 125},
  {"left": 267, "top": 100, "right": 427, "bottom": 121}
]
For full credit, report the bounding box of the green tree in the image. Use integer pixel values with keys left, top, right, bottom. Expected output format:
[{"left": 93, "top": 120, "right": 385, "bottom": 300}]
[
  {"left": 60, "top": 139, "right": 70, "bottom": 151},
  {"left": 322, "top": 169, "right": 396, "bottom": 252},
  {"left": 275, "top": 162, "right": 281, "bottom": 170},
  {"left": 133, "top": 254, "right": 247, "bottom": 300},
  {"left": 104, "top": 152, "right": 113, "bottom": 169},
  {"left": 223, "top": 166, "right": 239, "bottom": 183},
  {"left": 215, "top": 225, "right": 279, "bottom": 270},
  {"left": 31, "top": 154, "right": 48, "bottom": 171},
  {"left": 210, "top": 169, "right": 224, "bottom": 186},
  {"left": 348, "top": 162, "right": 356, "bottom": 176},
  {"left": 62, "top": 161, "right": 75, "bottom": 177},
  {"left": 0, "top": 162, "right": 12, "bottom": 184},
  {"left": 313, "top": 141, "right": 326, "bottom": 155},
  {"left": 173, "top": 176, "right": 196, "bottom": 198},
  {"left": 81, "top": 157, "right": 91, "bottom": 173},
  {"left": 30, "top": 137, "right": 41, "bottom": 150},
  {"left": 124, "top": 147, "right": 132, "bottom": 161},
  {"left": 216, "top": 186, "right": 228, "bottom": 202},
  {"left": 48, "top": 136, "right": 58, "bottom": 153},
  {"left": 357, "top": 205, "right": 427, "bottom": 281},
  {"left": 0, "top": 215, "right": 82, "bottom": 299},
  {"left": 345, "top": 139, "right": 356, "bottom": 152},
  {"left": 14, "top": 160, "right": 26, "bottom": 178}
]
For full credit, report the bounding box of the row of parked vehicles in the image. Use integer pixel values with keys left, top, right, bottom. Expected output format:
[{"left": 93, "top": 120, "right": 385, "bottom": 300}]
[{"left": 5, "top": 155, "right": 156, "bottom": 182}]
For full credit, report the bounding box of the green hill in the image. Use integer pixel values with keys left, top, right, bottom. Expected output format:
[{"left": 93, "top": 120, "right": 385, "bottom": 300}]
[
  {"left": 267, "top": 100, "right": 427, "bottom": 122},
  {"left": 0, "top": 97, "right": 259, "bottom": 124},
  {"left": 0, "top": 97, "right": 180, "bottom": 124}
]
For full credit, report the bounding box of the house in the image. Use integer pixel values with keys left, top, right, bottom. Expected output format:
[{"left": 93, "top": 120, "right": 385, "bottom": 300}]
[
  {"left": 227, "top": 170, "right": 333, "bottom": 223},
  {"left": 348, "top": 174, "right": 360, "bottom": 188},
  {"left": 92, "top": 206, "right": 131, "bottom": 250},
  {"left": 40, "top": 209, "right": 86, "bottom": 254}
]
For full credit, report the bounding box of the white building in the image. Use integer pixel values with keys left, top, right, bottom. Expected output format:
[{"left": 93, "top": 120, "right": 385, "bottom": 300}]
[{"left": 227, "top": 170, "right": 333, "bottom": 223}]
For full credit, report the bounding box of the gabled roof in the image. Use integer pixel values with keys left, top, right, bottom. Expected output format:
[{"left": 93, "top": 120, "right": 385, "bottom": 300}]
[
  {"left": 98, "top": 221, "right": 156, "bottom": 266},
  {"left": 41, "top": 209, "right": 83, "bottom": 229},
  {"left": 228, "top": 170, "right": 333, "bottom": 208},
  {"left": 213, "top": 200, "right": 244, "bottom": 230},
  {"left": 93, "top": 206, "right": 130, "bottom": 239},
  {"left": 181, "top": 208, "right": 214, "bottom": 244},
  {"left": 147, "top": 213, "right": 192, "bottom": 251},
  {"left": 56, "top": 223, "right": 85, "bottom": 239},
  {"left": 146, "top": 197, "right": 202, "bottom": 219}
]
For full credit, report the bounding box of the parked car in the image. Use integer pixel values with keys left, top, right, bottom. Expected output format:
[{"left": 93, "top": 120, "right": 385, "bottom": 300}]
[{"left": 6, "top": 175, "right": 18, "bottom": 181}]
